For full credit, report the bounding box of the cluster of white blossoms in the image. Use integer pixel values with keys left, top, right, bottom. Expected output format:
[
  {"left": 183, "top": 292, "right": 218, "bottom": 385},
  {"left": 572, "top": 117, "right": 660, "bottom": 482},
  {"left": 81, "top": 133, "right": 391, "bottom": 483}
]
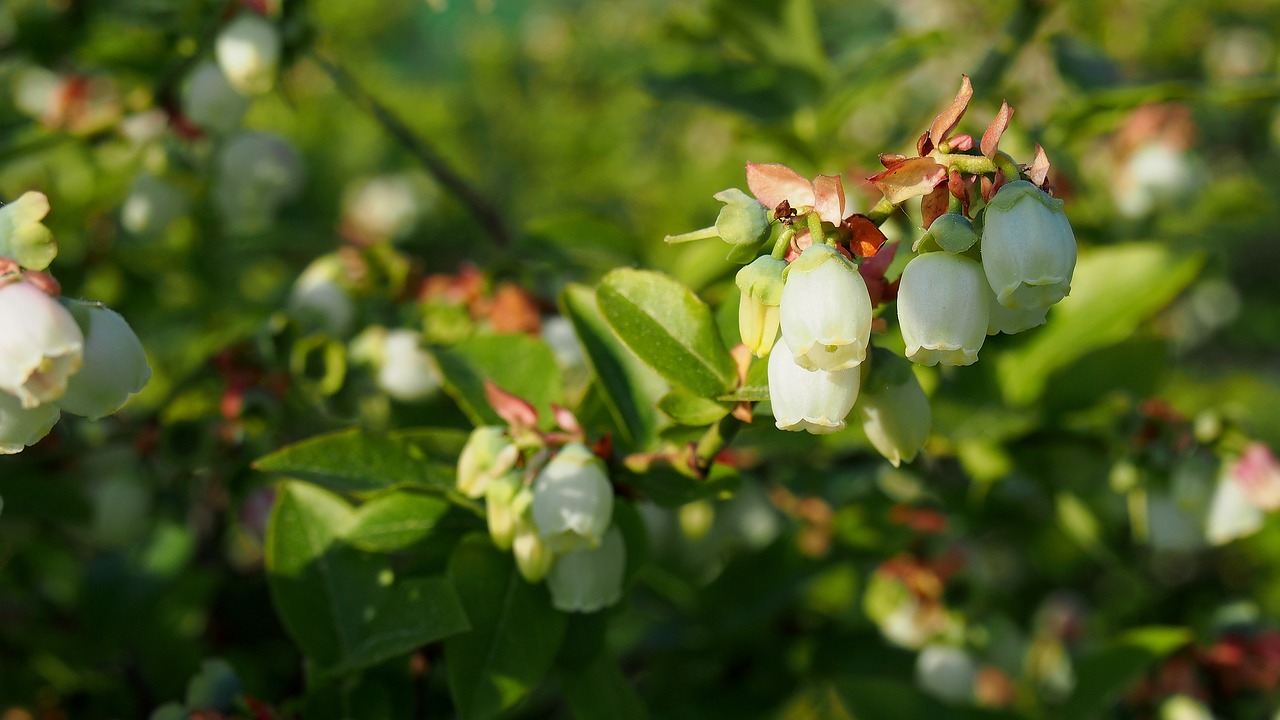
[
  {"left": 457, "top": 427, "right": 625, "bottom": 613},
  {"left": 0, "top": 192, "right": 150, "bottom": 454}
]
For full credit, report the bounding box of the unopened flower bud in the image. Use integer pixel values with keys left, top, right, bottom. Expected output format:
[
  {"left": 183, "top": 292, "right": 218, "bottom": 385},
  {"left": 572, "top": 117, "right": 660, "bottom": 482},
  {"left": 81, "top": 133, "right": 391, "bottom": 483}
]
[
  {"left": 857, "top": 349, "right": 930, "bottom": 467},
  {"left": 485, "top": 472, "right": 526, "bottom": 550},
  {"left": 735, "top": 256, "right": 785, "bottom": 357},
  {"left": 458, "top": 426, "right": 517, "bottom": 499},
  {"left": 897, "top": 252, "right": 988, "bottom": 367},
  {"left": 531, "top": 443, "right": 613, "bottom": 552},
  {"left": 779, "top": 244, "right": 872, "bottom": 371},
  {"left": 58, "top": 301, "right": 150, "bottom": 420},
  {"left": 767, "top": 336, "right": 860, "bottom": 434},
  {"left": 981, "top": 180, "right": 1077, "bottom": 310},
  {"left": 287, "top": 254, "right": 355, "bottom": 336},
  {"left": 714, "top": 188, "right": 770, "bottom": 262},
  {"left": 0, "top": 191, "right": 56, "bottom": 271},
  {"left": 546, "top": 525, "right": 626, "bottom": 613},
  {"left": 920, "top": 213, "right": 979, "bottom": 254},
  {"left": 215, "top": 14, "right": 281, "bottom": 96},
  {"left": 0, "top": 280, "right": 83, "bottom": 408},
  {"left": 513, "top": 519, "right": 556, "bottom": 583},
  {"left": 0, "top": 390, "right": 59, "bottom": 454}
]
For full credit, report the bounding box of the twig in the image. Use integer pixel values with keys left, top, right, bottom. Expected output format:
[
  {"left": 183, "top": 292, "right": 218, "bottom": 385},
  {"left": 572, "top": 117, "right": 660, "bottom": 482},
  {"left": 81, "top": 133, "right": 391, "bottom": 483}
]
[{"left": 311, "top": 52, "right": 516, "bottom": 249}]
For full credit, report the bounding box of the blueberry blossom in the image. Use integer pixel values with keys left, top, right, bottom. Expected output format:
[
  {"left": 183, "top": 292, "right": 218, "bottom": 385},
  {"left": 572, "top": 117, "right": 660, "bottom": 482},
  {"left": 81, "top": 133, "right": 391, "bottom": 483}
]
[
  {"left": 484, "top": 471, "right": 525, "bottom": 550},
  {"left": 980, "top": 180, "right": 1077, "bottom": 310},
  {"left": 0, "top": 279, "right": 83, "bottom": 408},
  {"left": 985, "top": 282, "right": 1048, "bottom": 335},
  {"left": 512, "top": 519, "right": 556, "bottom": 583},
  {"left": 181, "top": 62, "right": 250, "bottom": 135},
  {"left": 857, "top": 349, "right": 931, "bottom": 466},
  {"left": 0, "top": 191, "right": 56, "bottom": 271},
  {"left": 735, "top": 256, "right": 786, "bottom": 357},
  {"left": 457, "top": 425, "right": 518, "bottom": 499},
  {"left": 215, "top": 14, "right": 281, "bottom": 96},
  {"left": 779, "top": 244, "right": 872, "bottom": 371},
  {"left": 58, "top": 301, "right": 150, "bottom": 420},
  {"left": 531, "top": 443, "right": 613, "bottom": 552},
  {"left": 0, "top": 390, "right": 59, "bottom": 454},
  {"left": 767, "top": 336, "right": 860, "bottom": 434},
  {"left": 545, "top": 525, "right": 626, "bottom": 613},
  {"left": 897, "top": 252, "right": 989, "bottom": 367},
  {"left": 376, "top": 329, "right": 440, "bottom": 402}
]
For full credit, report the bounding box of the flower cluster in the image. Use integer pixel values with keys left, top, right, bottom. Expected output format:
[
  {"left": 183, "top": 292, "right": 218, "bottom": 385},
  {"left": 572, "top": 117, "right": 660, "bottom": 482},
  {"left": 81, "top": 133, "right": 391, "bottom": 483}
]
[
  {"left": 0, "top": 192, "right": 150, "bottom": 454},
  {"left": 455, "top": 383, "right": 625, "bottom": 613},
  {"left": 672, "top": 77, "right": 1077, "bottom": 467}
]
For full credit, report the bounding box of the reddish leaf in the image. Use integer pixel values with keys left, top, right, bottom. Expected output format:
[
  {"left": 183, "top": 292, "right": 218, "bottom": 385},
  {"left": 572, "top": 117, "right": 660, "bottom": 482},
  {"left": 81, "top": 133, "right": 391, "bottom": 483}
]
[
  {"left": 947, "top": 133, "right": 974, "bottom": 152},
  {"left": 746, "top": 163, "right": 813, "bottom": 210},
  {"left": 929, "top": 75, "right": 973, "bottom": 146},
  {"left": 980, "top": 169, "right": 1007, "bottom": 203},
  {"left": 916, "top": 130, "right": 933, "bottom": 157},
  {"left": 551, "top": 403, "right": 581, "bottom": 434},
  {"left": 981, "top": 101, "right": 1014, "bottom": 158},
  {"left": 879, "top": 153, "right": 908, "bottom": 169},
  {"left": 947, "top": 170, "right": 971, "bottom": 216},
  {"left": 812, "top": 174, "right": 847, "bottom": 223},
  {"left": 1029, "top": 143, "right": 1051, "bottom": 188},
  {"left": 484, "top": 379, "right": 538, "bottom": 428},
  {"left": 920, "top": 182, "right": 949, "bottom": 229},
  {"left": 846, "top": 214, "right": 888, "bottom": 258},
  {"left": 868, "top": 157, "right": 946, "bottom": 205},
  {"left": 858, "top": 240, "right": 898, "bottom": 306}
]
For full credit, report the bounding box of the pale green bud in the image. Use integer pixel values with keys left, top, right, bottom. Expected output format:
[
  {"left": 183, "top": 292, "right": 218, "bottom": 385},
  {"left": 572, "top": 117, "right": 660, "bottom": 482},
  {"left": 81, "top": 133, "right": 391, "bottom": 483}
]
[
  {"left": 779, "top": 244, "right": 872, "bottom": 371},
  {"left": 920, "top": 213, "right": 979, "bottom": 254},
  {"left": 857, "top": 349, "right": 931, "bottom": 467},
  {"left": 58, "top": 301, "right": 151, "bottom": 420},
  {"left": 0, "top": 191, "right": 56, "bottom": 270},
  {"left": 485, "top": 472, "right": 525, "bottom": 550},
  {"left": 546, "top": 525, "right": 626, "bottom": 613},
  {"left": 735, "top": 256, "right": 786, "bottom": 357},
  {"left": 457, "top": 426, "right": 517, "bottom": 499},
  {"left": 375, "top": 329, "right": 439, "bottom": 402},
  {"left": 897, "top": 252, "right": 988, "bottom": 367},
  {"left": 981, "top": 180, "right": 1076, "bottom": 310},
  {"left": 714, "top": 188, "right": 770, "bottom": 262},
  {"left": 531, "top": 443, "right": 613, "bottom": 552},
  {"left": 0, "top": 390, "right": 59, "bottom": 455},
  {"left": 767, "top": 336, "right": 860, "bottom": 434},
  {"left": 513, "top": 519, "right": 556, "bottom": 583}
]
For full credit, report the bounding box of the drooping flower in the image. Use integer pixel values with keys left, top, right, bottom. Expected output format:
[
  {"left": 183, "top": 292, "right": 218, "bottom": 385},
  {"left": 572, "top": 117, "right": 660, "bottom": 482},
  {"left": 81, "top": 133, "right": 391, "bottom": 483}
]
[
  {"left": 287, "top": 254, "right": 355, "bottom": 337},
  {"left": 985, "top": 282, "right": 1048, "bottom": 336},
  {"left": 779, "top": 244, "right": 872, "bottom": 371},
  {"left": 735, "top": 256, "right": 786, "bottom": 357},
  {"left": 857, "top": 349, "right": 931, "bottom": 467},
  {"left": 58, "top": 301, "right": 150, "bottom": 420},
  {"left": 0, "top": 191, "right": 56, "bottom": 271},
  {"left": 531, "top": 443, "right": 613, "bottom": 552},
  {"left": 767, "top": 336, "right": 860, "bottom": 434},
  {"left": 457, "top": 425, "right": 517, "bottom": 499},
  {"left": 980, "top": 180, "right": 1077, "bottom": 310},
  {"left": 0, "top": 280, "right": 83, "bottom": 408},
  {"left": 0, "top": 390, "right": 59, "bottom": 454},
  {"left": 376, "top": 329, "right": 440, "bottom": 402},
  {"left": 897, "top": 252, "right": 988, "bottom": 367},
  {"left": 545, "top": 525, "right": 626, "bottom": 613},
  {"left": 181, "top": 62, "right": 250, "bottom": 135},
  {"left": 215, "top": 14, "right": 281, "bottom": 96},
  {"left": 915, "top": 645, "right": 977, "bottom": 704}
]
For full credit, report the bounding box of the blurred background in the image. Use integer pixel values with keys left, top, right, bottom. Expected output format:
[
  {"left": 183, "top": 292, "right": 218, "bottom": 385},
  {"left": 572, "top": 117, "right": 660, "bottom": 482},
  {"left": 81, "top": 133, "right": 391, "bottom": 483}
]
[{"left": 3, "top": 0, "right": 1280, "bottom": 717}]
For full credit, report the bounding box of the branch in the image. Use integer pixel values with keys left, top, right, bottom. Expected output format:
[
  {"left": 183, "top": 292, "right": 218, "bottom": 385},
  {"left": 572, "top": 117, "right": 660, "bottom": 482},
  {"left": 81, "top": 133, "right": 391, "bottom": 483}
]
[{"left": 311, "top": 52, "right": 516, "bottom": 249}]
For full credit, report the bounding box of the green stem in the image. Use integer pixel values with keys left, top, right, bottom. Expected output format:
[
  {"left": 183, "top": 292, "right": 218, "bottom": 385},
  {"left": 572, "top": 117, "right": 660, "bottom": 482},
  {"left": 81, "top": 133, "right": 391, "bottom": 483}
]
[
  {"left": 692, "top": 414, "right": 743, "bottom": 478},
  {"left": 664, "top": 226, "right": 720, "bottom": 244},
  {"left": 934, "top": 153, "right": 999, "bottom": 175},
  {"left": 806, "top": 212, "right": 828, "bottom": 247},
  {"left": 770, "top": 225, "right": 797, "bottom": 259},
  {"left": 312, "top": 52, "right": 516, "bottom": 249},
  {"left": 865, "top": 197, "right": 897, "bottom": 226},
  {"left": 993, "top": 151, "right": 1024, "bottom": 181}
]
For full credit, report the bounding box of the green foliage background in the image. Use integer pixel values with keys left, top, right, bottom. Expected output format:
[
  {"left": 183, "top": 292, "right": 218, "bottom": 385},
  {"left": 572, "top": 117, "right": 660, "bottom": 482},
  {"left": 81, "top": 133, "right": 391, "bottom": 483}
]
[{"left": 3, "top": 0, "right": 1280, "bottom": 717}]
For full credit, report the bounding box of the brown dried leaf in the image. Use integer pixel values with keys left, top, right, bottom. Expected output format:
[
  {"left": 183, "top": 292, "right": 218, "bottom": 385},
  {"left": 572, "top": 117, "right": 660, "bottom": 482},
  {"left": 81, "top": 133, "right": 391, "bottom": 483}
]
[
  {"left": 746, "top": 163, "right": 814, "bottom": 210},
  {"left": 980, "top": 169, "right": 1006, "bottom": 203},
  {"left": 846, "top": 214, "right": 888, "bottom": 258},
  {"left": 921, "top": 182, "right": 949, "bottom": 229},
  {"left": 868, "top": 157, "right": 947, "bottom": 205},
  {"left": 929, "top": 75, "right": 974, "bottom": 146},
  {"left": 879, "top": 153, "right": 908, "bottom": 169},
  {"left": 981, "top": 101, "right": 1014, "bottom": 158},
  {"left": 947, "top": 170, "right": 970, "bottom": 216},
  {"left": 484, "top": 379, "right": 539, "bottom": 428},
  {"left": 1029, "top": 144, "right": 1051, "bottom": 188},
  {"left": 917, "top": 130, "right": 933, "bottom": 157}
]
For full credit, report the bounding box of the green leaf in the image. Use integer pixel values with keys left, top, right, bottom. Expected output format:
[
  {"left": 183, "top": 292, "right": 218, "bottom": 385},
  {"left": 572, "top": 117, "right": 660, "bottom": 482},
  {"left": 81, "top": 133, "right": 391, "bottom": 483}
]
[
  {"left": 596, "top": 269, "right": 737, "bottom": 398},
  {"left": 718, "top": 355, "right": 769, "bottom": 402},
  {"left": 656, "top": 390, "right": 730, "bottom": 427},
  {"left": 560, "top": 284, "right": 666, "bottom": 451},
  {"left": 997, "top": 243, "right": 1203, "bottom": 405},
  {"left": 346, "top": 492, "right": 452, "bottom": 553},
  {"left": 266, "top": 482, "right": 470, "bottom": 676},
  {"left": 444, "top": 537, "right": 566, "bottom": 720},
  {"left": 431, "top": 334, "right": 564, "bottom": 428},
  {"left": 618, "top": 462, "right": 740, "bottom": 508},
  {"left": 557, "top": 653, "right": 648, "bottom": 720},
  {"left": 254, "top": 429, "right": 451, "bottom": 495},
  {"left": 1056, "top": 626, "right": 1192, "bottom": 720}
]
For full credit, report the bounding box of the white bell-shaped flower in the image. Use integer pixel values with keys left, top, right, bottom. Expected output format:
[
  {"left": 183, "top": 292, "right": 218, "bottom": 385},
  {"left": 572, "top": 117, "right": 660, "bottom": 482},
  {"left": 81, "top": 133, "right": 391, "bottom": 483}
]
[
  {"left": 287, "top": 254, "right": 355, "bottom": 337},
  {"left": 857, "top": 350, "right": 931, "bottom": 467},
  {"left": 376, "top": 329, "right": 439, "bottom": 402},
  {"left": 181, "top": 62, "right": 250, "bottom": 135},
  {"left": 546, "top": 525, "right": 626, "bottom": 613},
  {"left": 0, "top": 390, "right": 59, "bottom": 454},
  {"left": 986, "top": 282, "right": 1049, "bottom": 335},
  {"left": 981, "top": 180, "right": 1077, "bottom": 310},
  {"left": 0, "top": 280, "right": 83, "bottom": 408},
  {"left": 779, "top": 244, "right": 872, "bottom": 371},
  {"left": 767, "top": 336, "right": 860, "bottom": 434},
  {"left": 58, "top": 301, "right": 150, "bottom": 420},
  {"left": 736, "top": 256, "right": 786, "bottom": 357},
  {"left": 897, "top": 252, "right": 989, "bottom": 367},
  {"left": 531, "top": 443, "right": 613, "bottom": 552},
  {"left": 1205, "top": 473, "right": 1265, "bottom": 546},
  {"left": 915, "top": 645, "right": 977, "bottom": 704},
  {"left": 457, "top": 425, "right": 517, "bottom": 499},
  {"left": 215, "top": 14, "right": 281, "bottom": 96}
]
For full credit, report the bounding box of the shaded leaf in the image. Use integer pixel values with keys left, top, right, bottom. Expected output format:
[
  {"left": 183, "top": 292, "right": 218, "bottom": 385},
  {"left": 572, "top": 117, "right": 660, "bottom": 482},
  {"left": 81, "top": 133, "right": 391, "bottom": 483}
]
[
  {"left": 558, "top": 654, "right": 648, "bottom": 720},
  {"left": 347, "top": 492, "right": 452, "bottom": 553},
  {"left": 657, "top": 390, "right": 731, "bottom": 426},
  {"left": 1056, "top": 627, "right": 1192, "bottom": 720},
  {"left": 432, "top": 334, "right": 564, "bottom": 428},
  {"left": 254, "top": 429, "right": 451, "bottom": 496}
]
